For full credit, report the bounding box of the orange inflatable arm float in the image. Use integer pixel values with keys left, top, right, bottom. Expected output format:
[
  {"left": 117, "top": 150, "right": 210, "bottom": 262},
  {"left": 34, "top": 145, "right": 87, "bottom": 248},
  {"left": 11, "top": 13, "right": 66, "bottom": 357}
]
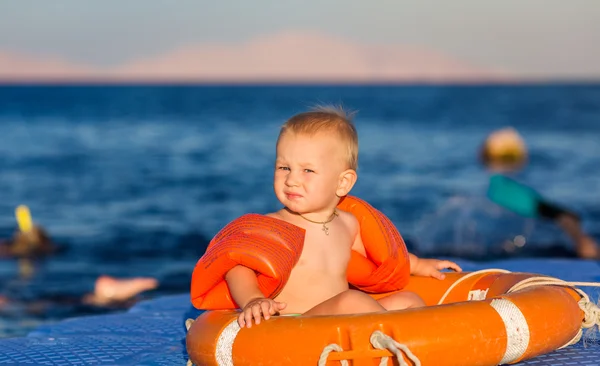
[
  {"left": 190, "top": 196, "right": 410, "bottom": 310},
  {"left": 190, "top": 214, "right": 305, "bottom": 310},
  {"left": 339, "top": 196, "right": 410, "bottom": 293}
]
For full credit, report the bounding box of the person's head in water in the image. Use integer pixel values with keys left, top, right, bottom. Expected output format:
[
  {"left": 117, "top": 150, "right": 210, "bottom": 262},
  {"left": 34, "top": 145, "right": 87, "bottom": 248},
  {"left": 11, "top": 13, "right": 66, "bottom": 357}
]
[
  {"left": 9, "top": 205, "right": 55, "bottom": 258},
  {"left": 479, "top": 127, "right": 528, "bottom": 172}
]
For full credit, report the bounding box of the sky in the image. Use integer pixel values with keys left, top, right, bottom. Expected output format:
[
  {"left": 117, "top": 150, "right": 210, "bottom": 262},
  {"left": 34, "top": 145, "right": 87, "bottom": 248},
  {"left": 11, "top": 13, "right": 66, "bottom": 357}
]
[{"left": 0, "top": 0, "right": 599, "bottom": 79}]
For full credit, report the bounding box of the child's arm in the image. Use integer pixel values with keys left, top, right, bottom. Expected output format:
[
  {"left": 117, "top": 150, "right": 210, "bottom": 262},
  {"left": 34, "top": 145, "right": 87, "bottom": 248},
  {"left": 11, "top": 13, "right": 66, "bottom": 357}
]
[
  {"left": 225, "top": 265, "right": 265, "bottom": 306},
  {"left": 408, "top": 253, "right": 419, "bottom": 274},
  {"left": 408, "top": 253, "right": 462, "bottom": 280},
  {"left": 225, "top": 265, "right": 286, "bottom": 328}
]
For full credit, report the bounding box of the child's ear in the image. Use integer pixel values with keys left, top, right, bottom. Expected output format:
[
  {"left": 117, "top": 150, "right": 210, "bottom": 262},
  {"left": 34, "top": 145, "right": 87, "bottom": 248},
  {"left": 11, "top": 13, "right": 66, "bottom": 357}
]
[{"left": 336, "top": 169, "right": 357, "bottom": 197}]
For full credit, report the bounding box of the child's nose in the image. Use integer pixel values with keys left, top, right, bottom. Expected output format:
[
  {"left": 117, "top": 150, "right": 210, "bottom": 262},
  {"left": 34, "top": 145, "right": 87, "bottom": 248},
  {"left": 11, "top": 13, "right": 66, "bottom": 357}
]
[{"left": 285, "top": 171, "right": 301, "bottom": 186}]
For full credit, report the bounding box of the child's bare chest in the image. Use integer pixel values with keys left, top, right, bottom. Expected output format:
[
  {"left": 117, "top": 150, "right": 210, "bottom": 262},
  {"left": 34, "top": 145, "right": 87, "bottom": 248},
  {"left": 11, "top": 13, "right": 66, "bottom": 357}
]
[{"left": 295, "top": 222, "right": 353, "bottom": 269}]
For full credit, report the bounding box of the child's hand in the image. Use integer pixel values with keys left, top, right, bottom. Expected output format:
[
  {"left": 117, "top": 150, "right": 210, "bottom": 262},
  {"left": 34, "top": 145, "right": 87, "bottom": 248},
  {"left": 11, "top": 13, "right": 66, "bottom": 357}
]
[
  {"left": 238, "top": 297, "right": 287, "bottom": 328},
  {"left": 414, "top": 259, "right": 462, "bottom": 280}
]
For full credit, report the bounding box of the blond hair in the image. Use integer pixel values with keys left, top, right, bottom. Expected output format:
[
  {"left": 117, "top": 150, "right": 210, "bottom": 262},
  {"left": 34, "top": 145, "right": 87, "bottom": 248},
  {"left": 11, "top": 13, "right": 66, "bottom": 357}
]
[{"left": 277, "top": 105, "right": 359, "bottom": 170}]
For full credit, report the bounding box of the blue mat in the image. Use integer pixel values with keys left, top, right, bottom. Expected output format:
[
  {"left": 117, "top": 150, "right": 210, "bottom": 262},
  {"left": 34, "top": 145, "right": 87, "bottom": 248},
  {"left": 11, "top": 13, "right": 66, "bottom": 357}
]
[{"left": 0, "top": 258, "right": 599, "bottom": 365}]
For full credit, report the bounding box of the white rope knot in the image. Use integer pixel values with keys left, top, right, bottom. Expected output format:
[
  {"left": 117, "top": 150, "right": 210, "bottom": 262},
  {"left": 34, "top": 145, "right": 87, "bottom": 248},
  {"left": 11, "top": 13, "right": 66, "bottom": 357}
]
[
  {"left": 370, "top": 331, "right": 421, "bottom": 366},
  {"left": 317, "top": 331, "right": 422, "bottom": 366},
  {"left": 317, "top": 343, "right": 348, "bottom": 366},
  {"left": 579, "top": 298, "right": 600, "bottom": 329}
]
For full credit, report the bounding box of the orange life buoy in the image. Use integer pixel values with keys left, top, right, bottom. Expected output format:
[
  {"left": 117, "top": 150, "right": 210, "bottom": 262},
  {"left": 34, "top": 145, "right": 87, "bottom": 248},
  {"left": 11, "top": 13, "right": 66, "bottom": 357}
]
[
  {"left": 186, "top": 271, "right": 585, "bottom": 366},
  {"left": 190, "top": 195, "right": 410, "bottom": 310}
]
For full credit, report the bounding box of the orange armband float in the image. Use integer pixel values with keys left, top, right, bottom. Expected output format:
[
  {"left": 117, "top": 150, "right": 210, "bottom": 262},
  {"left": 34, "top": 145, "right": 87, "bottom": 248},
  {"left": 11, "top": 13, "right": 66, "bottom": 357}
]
[
  {"left": 338, "top": 196, "right": 411, "bottom": 293},
  {"left": 190, "top": 214, "right": 305, "bottom": 310}
]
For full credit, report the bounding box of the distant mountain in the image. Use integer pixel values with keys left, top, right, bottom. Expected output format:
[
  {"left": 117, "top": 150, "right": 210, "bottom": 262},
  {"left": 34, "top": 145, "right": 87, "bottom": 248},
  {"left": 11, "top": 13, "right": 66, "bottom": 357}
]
[
  {"left": 0, "top": 52, "right": 96, "bottom": 80},
  {"left": 0, "top": 31, "right": 512, "bottom": 83}
]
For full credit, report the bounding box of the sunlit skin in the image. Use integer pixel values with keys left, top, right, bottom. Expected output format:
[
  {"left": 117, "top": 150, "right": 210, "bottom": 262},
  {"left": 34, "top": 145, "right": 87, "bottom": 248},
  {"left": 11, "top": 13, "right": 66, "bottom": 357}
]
[{"left": 226, "top": 130, "right": 462, "bottom": 328}]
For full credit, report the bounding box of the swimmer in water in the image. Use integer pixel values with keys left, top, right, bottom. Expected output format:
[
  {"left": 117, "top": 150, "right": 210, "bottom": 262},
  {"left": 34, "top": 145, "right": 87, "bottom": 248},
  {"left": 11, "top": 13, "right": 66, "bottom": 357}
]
[
  {"left": 0, "top": 205, "right": 61, "bottom": 277},
  {"left": 0, "top": 275, "right": 159, "bottom": 317},
  {"left": 0, "top": 205, "right": 57, "bottom": 259},
  {"left": 480, "top": 127, "right": 599, "bottom": 260},
  {"left": 0, "top": 206, "right": 161, "bottom": 300}
]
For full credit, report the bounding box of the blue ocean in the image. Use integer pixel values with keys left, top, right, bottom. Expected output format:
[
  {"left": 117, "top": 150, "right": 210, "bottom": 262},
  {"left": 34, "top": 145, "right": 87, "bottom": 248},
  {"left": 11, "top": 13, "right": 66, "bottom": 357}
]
[{"left": 0, "top": 84, "right": 598, "bottom": 338}]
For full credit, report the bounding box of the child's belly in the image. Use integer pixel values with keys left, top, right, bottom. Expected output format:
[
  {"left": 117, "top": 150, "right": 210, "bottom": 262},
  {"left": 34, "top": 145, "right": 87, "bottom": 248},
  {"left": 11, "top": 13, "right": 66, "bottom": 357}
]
[{"left": 274, "top": 271, "right": 349, "bottom": 314}]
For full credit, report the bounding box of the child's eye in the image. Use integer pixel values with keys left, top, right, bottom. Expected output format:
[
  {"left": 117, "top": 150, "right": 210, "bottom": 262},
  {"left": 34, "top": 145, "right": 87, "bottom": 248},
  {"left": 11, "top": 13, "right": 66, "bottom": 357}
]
[
  {"left": 277, "top": 166, "right": 290, "bottom": 171},
  {"left": 304, "top": 169, "right": 314, "bottom": 173}
]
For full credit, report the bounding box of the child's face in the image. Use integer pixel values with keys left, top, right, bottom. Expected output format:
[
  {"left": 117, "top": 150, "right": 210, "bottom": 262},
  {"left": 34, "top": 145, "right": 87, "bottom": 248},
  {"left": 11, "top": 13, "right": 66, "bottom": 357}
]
[{"left": 274, "top": 132, "right": 347, "bottom": 214}]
